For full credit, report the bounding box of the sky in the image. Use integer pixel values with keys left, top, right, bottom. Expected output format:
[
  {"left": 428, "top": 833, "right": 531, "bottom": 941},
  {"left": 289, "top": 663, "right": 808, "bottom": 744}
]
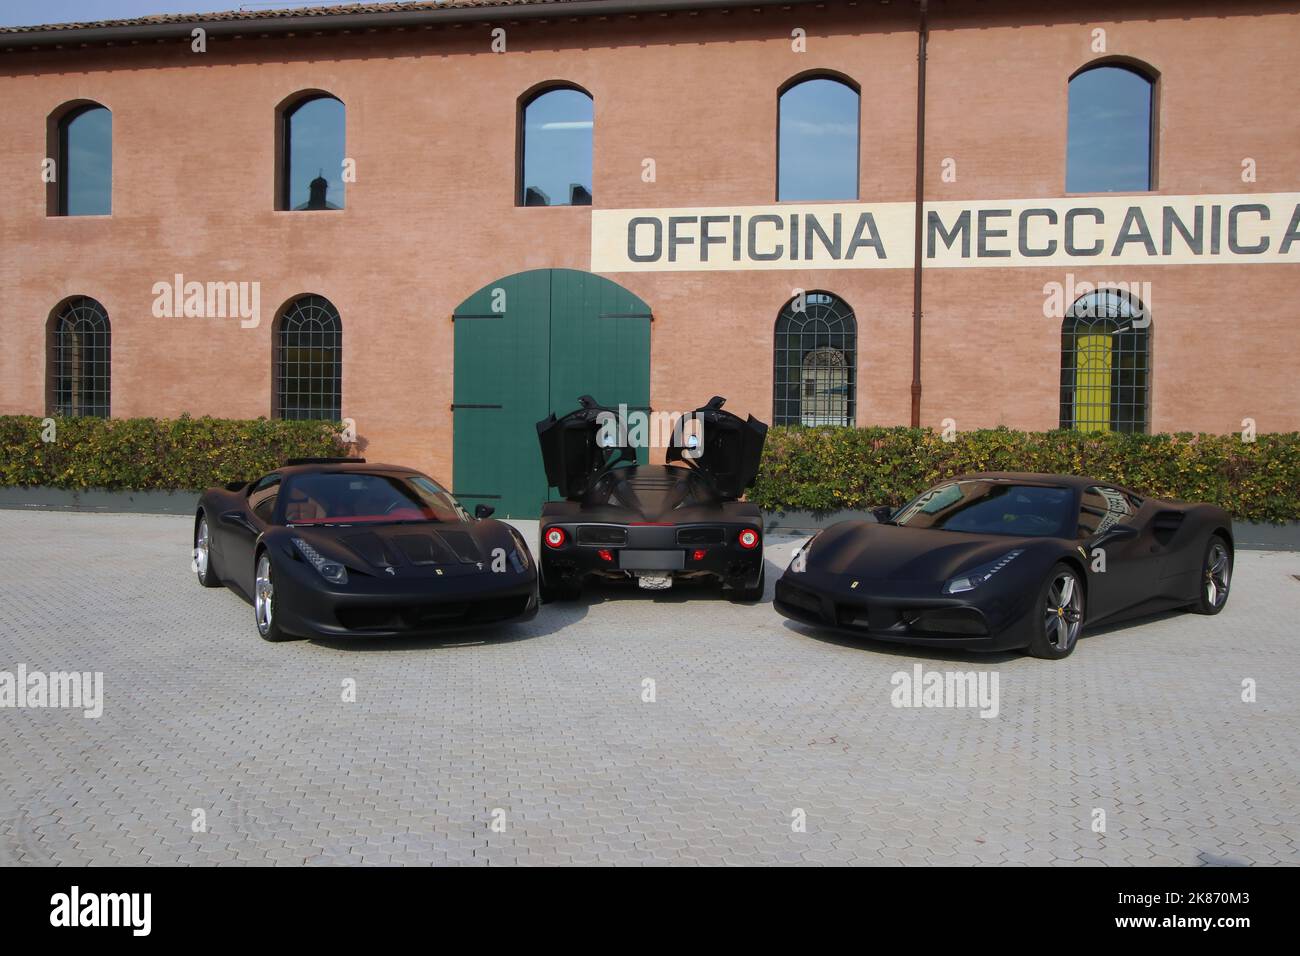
[{"left": 0, "top": 0, "right": 369, "bottom": 29}]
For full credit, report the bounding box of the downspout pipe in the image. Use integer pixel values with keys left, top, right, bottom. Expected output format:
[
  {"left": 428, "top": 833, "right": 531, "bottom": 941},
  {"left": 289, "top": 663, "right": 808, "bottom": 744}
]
[{"left": 910, "top": 0, "right": 929, "bottom": 428}]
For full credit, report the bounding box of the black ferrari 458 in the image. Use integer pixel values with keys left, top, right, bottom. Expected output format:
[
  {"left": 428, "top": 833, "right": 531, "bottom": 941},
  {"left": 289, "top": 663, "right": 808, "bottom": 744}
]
[
  {"left": 193, "top": 458, "right": 538, "bottom": 641},
  {"left": 534, "top": 396, "right": 768, "bottom": 602},
  {"left": 774, "top": 472, "right": 1233, "bottom": 660}
]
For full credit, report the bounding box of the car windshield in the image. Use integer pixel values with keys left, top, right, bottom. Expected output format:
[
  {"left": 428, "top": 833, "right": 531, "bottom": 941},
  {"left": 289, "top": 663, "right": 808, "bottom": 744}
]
[
  {"left": 891, "top": 480, "right": 1074, "bottom": 538},
  {"left": 280, "top": 472, "right": 468, "bottom": 525}
]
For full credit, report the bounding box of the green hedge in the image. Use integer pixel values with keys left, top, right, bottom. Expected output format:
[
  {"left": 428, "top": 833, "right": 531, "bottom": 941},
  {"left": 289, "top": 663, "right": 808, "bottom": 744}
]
[
  {"left": 0, "top": 415, "right": 348, "bottom": 492},
  {"left": 750, "top": 426, "right": 1300, "bottom": 524}
]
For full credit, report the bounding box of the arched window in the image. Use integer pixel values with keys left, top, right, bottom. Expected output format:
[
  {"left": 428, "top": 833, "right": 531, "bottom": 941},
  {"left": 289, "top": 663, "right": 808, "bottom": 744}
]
[
  {"left": 51, "top": 102, "right": 112, "bottom": 216},
  {"left": 278, "top": 93, "right": 345, "bottom": 210},
  {"left": 47, "top": 297, "right": 111, "bottom": 417},
  {"left": 1059, "top": 289, "right": 1150, "bottom": 433},
  {"left": 519, "top": 85, "right": 593, "bottom": 206},
  {"left": 1066, "top": 62, "right": 1156, "bottom": 192},
  {"left": 273, "top": 295, "right": 342, "bottom": 420},
  {"left": 777, "top": 74, "right": 859, "bottom": 202},
  {"left": 773, "top": 292, "right": 857, "bottom": 426}
]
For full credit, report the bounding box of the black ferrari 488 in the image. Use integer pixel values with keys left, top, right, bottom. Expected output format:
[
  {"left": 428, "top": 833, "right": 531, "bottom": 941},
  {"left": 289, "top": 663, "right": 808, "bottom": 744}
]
[
  {"left": 774, "top": 472, "right": 1234, "bottom": 659},
  {"left": 534, "top": 396, "right": 768, "bottom": 602},
  {"left": 193, "top": 459, "right": 538, "bottom": 641}
]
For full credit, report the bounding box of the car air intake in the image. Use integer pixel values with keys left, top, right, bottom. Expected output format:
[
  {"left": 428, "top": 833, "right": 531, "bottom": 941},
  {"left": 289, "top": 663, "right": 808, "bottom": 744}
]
[
  {"left": 435, "top": 530, "right": 484, "bottom": 563},
  {"left": 1152, "top": 510, "right": 1186, "bottom": 546},
  {"left": 677, "top": 528, "right": 723, "bottom": 545},
  {"left": 577, "top": 526, "right": 628, "bottom": 545},
  {"left": 393, "top": 533, "right": 460, "bottom": 566}
]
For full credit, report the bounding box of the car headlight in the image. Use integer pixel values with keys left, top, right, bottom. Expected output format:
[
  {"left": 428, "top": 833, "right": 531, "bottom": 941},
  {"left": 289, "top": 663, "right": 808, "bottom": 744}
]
[
  {"left": 789, "top": 532, "right": 821, "bottom": 572},
  {"left": 942, "top": 549, "right": 1024, "bottom": 594},
  {"left": 293, "top": 537, "right": 349, "bottom": 585},
  {"left": 509, "top": 532, "right": 531, "bottom": 572}
]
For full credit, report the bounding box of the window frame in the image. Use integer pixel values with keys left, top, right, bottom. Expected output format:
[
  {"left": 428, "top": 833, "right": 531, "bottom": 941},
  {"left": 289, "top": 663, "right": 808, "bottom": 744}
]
[
  {"left": 516, "top": 81, "right": 595, "bottom": 208},
  {"left": 46, "top": 295, "right": 112, "bottom": 418},
  {"left": 47, "top": 100, "right": 113, "bottom": 217},
  {"left": 772, "top": 291, "right": 858, "bottom": 428},
  {"left": 775, "top": 70, "right": 861, "bottom": 203},
  {"left": 271, "top": 294, "right": 343, "bottom": 422},
  {"left": 1065, "top": 57, "right": 1160, "bottom": 194},
  {"left": 1059, "top": 288, "right": 1152, "bottom": 435},
  {"left": 275, "top": 90, "right": 346, "bottom": 212}
]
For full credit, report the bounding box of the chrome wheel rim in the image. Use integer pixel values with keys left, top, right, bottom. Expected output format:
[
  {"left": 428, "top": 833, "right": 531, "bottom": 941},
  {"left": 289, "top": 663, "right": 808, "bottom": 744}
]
[
  {"left": 194, "top": 518, "right": 210, "bottom": 579},
  {"left": 1044, "top": 571, "right": 1083, "bottom": 651},
  {"left": 1205, "top": 542, "right": 1231, "bottom": 609},
  {"left": 255, "top": 554, "right": 274, "bottom": 635}
]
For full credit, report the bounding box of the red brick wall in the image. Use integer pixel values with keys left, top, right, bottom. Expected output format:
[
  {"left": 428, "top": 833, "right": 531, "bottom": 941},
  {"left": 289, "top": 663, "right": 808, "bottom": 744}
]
[{"left": 0, "top": 1, "right": 1296, "bottom": 482}]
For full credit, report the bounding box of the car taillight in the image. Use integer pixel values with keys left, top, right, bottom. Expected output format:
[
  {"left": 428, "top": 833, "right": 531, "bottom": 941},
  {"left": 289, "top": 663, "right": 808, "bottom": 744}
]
[
  {"left": 692, "top": 549, "right": 707, "bottom": 562},
  {"left": 738, "top": 529, "right": 760, "bottom": 550},
  {"left": 544, "top": 528, "right": 566, "bottom": 549},
  {"left": 597, "top": 549, "right": 614, "bottom": 563}
]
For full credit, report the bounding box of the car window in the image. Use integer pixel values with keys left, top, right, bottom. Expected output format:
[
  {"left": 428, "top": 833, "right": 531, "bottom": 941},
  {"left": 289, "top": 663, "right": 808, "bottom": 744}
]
[
  {"left": 281, "top": 472, "right": 468, "bottom": 525},
  {"left": 249, "top": 475, "right": 281, "bottom": 525},
  {"left": 892, "top": 480, "right": 1075, "bottom": 538},
  {"left": 1077, "top": 485, "right": 1136, "bottom": 538}
]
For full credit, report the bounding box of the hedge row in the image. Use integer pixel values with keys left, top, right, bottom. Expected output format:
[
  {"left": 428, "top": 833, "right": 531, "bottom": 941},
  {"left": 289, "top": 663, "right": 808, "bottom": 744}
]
[
  {"left": 2, "top": 416, "right": 1297, "bottom": 523},
  {"left": 749, "top": 426, "right": 1300, "bottom": 524},
  {"left": 0, "top": 415, "right": 349, "bottom": 491}
]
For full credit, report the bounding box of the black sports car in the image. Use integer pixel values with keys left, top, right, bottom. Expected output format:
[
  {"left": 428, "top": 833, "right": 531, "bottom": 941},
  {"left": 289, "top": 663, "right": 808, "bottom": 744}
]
[
  {"left": 534, "top": 396, "right": 768, "bottom": 602},
  {"left": 193, "top": 458, "right": 538, "bottom": 641},
  {"left": 774, "top": 472, "right": 1233, "bottom": 659}
]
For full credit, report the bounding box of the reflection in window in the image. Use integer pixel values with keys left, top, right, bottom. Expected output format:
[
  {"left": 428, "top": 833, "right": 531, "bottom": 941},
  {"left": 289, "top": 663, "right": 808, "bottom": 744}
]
[
  {"left": 1059, "top": 289, "right": 1150, "bottom": 433},
  {"left": 274, "top": 295, "right": 342, "bottom": 420},
  {"left": 59, "top": 105, "right": 112, "bottom": 216},
  {"left": 283, "top": 95, "right": 345, "bottom": 210},
  {"left": 48, "top": 297, "right": 111, "bottom": 417},
  {"left": 1066, "top": 64, "right": 1154, "bottom": 192},
  {"left": 520, "top": 87, "right": 593, "bottom": 206},
  {"left": 778, "top": 76, "right": 859, "bottom": 201},
  {"left": 774, "top": 292, "right": 856, "bottom": 426}
]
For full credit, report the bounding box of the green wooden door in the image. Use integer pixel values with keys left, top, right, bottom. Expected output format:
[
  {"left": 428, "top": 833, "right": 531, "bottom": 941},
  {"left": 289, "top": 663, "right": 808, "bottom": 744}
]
[{"left": 453, "top": 269, "right": 651, "bottom": 518}]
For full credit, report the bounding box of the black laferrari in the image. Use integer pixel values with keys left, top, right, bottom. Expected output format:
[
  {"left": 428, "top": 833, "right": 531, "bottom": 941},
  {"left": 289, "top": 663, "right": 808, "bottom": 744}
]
[
  {"left": 535, "top": 396, "right": 768, "bottom": 602},
  {"left": 774, "top": 472, "right": 1234, "bottom": 659},
  {"left": 193, "top": 458, "right": 538, "bottom": 641}
]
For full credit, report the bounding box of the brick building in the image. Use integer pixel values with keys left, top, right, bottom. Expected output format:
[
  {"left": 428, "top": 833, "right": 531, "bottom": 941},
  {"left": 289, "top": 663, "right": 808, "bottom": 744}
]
[{"left": 1, "top": 0, "right": 1297, "bottom": 515}]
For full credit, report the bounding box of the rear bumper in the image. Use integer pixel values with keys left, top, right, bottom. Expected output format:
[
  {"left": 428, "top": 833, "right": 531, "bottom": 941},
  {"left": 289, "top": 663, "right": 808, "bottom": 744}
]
[
  {"left": 272, "top": 553, "right": 539, "bottom": 638},
  {"left": 540, "top": 520, "right": 763, "bottom": 590},
  {"left": 773, "top": 576, "right": 1034, "bottom": 651}
]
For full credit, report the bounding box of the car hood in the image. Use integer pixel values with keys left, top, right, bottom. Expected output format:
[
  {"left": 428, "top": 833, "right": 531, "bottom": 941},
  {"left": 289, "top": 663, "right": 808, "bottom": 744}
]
[
  {"left": 807, "top": 521, "right": 1052, "bottom": 582},
  {"left": 574, "top": 464, "right": 730, "bottom": 524},
  {"left": 288, "top": 520, "right": 517, "bottom": 578}
]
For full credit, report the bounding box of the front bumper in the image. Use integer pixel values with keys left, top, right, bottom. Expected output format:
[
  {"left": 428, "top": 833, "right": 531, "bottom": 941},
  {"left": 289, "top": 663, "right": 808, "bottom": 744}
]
[
  {"left": 272, "top": 552, "right": 539, "bottom": 639},
  {"left": 539, "top": 520, "right": 763, "bottom": 590},
  {"left": 773, "top": 574, "right": 1034, "bottom": 651}
]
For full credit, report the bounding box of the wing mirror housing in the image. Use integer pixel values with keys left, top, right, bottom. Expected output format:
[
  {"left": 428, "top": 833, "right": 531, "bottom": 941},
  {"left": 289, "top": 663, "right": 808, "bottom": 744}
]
[
  {"left": 474, "top": 504, "right": 495, "bottom": 519},
  {"left": 870, "top": 505, "right": 895, "bottom": 524}
]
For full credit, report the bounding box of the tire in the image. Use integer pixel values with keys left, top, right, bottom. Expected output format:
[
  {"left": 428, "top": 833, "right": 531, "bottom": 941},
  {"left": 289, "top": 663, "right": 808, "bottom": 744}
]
[
  {"left": 253, "top": 550, "right": 294, "bottom": 642},
  {"left": 1026, "top": 562, "right": 1085, "bottom": 660},
  {"left": 1192, "top": 534, "right": 1232, "bottom": 615},
  {"left": 193, "top": 512, "right": 221, "bottom": 588},
  {"left": 727, "top": 564, "right": 765, "bottom": 603}
]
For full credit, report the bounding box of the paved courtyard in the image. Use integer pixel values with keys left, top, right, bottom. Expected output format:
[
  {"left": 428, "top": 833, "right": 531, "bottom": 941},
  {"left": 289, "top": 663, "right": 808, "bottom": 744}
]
[{"left": 0, "top": 509, "right": 1296, "bottom": 866}]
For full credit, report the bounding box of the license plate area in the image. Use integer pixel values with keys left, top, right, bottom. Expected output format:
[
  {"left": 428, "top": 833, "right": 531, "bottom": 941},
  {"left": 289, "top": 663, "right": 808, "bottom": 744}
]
[{"left": 619, "top": 550, "right": 685, "bottom": 570}]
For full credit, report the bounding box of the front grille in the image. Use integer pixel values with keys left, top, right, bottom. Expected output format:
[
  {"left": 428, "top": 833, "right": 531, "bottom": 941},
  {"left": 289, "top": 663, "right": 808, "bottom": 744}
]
[
  {"left": 577, "top": 525, "right": 628, "bottom": 545},
  {"left": 677, "top": 527, "right": 723, "bottom": 545},
  {"left": 337, "top": 594, "right": 531, "bottom": 631},
  {"left": 777, "top": 581, "right": 823, "bottom": 615}
]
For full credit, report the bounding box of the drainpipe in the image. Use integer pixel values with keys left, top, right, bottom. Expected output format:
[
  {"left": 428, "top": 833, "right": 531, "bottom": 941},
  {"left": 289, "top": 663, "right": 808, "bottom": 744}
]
[{"left": 910, "top": 0, "right": 929, "bottom": 428}]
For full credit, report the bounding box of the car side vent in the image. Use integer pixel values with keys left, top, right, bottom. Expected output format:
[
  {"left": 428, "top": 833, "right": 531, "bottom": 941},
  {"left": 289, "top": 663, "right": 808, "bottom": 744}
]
[
  {"left": 577, "top": 526, "right": 628, "bottom": 545},
  {"left": 1152, "top": 510, "right": 1186, "bottom": 546},
  {"left": 394, "top": 534, "right": 461, "bottom": 566},
  {"left": 677, "top": 528, "right": 723, "bottom": 545},
  {"left": 436, "top": 530, "right": 484, "bottom": 563}
]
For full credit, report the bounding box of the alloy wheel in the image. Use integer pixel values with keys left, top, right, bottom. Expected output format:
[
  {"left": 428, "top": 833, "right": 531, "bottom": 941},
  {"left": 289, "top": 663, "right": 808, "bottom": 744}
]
[{"left": 1043, "top": 570, "right": 1083, "bottom": 651}]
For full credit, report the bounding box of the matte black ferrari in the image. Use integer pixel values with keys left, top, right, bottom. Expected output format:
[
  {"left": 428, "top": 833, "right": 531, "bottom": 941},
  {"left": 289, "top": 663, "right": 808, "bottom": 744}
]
[
  {"left": 193, "top": 458, "right": 538, "bottom": 641},
  {"left": 774, "top": 472, "right": 1234, "bottom": 659},
  {"left": 535, "top": 396, "right": 768, "bottom": 602}
]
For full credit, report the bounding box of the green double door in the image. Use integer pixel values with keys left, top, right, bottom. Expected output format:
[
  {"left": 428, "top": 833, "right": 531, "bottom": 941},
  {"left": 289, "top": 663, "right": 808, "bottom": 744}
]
[{"left": 452, "top": 269, "right": 651, "bottom": 518}]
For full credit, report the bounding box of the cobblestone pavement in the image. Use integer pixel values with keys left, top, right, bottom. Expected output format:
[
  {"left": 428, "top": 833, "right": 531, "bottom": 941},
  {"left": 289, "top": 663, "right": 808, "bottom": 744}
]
[{"left": 0, "top": 509, "right": 1296, "bottom": 866}]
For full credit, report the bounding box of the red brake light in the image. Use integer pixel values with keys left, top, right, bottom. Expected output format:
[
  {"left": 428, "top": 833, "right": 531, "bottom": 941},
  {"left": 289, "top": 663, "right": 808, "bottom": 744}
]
[
  {"left": 692, "top": 549, "right": 707, "bottom": 562},
  {"left": 544, "top": 527, "right": 566, "bottom": 549},
  {"left": 738, "top": 529, "right": 760, "bottom": 550},
  {"left": 597, "top": 549, "right": 614, "bottom": 563}
]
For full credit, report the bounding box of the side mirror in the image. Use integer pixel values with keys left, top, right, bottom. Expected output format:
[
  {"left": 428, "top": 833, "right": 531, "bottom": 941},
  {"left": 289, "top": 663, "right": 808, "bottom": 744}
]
[
  {"left": 474, "top": 504, "right": 495, "bottom": 519},
  {"left": 871, "top": 505, "right": 894, "bottom": 524}
]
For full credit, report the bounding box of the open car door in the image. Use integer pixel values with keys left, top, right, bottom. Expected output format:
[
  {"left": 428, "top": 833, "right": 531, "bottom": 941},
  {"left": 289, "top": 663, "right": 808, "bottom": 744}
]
[
  {"left": 666, "top": 396, "right": 768, "bottom": 500},
  {"left": 536, "top": 396, "right": 637, "bottom": 500}
]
